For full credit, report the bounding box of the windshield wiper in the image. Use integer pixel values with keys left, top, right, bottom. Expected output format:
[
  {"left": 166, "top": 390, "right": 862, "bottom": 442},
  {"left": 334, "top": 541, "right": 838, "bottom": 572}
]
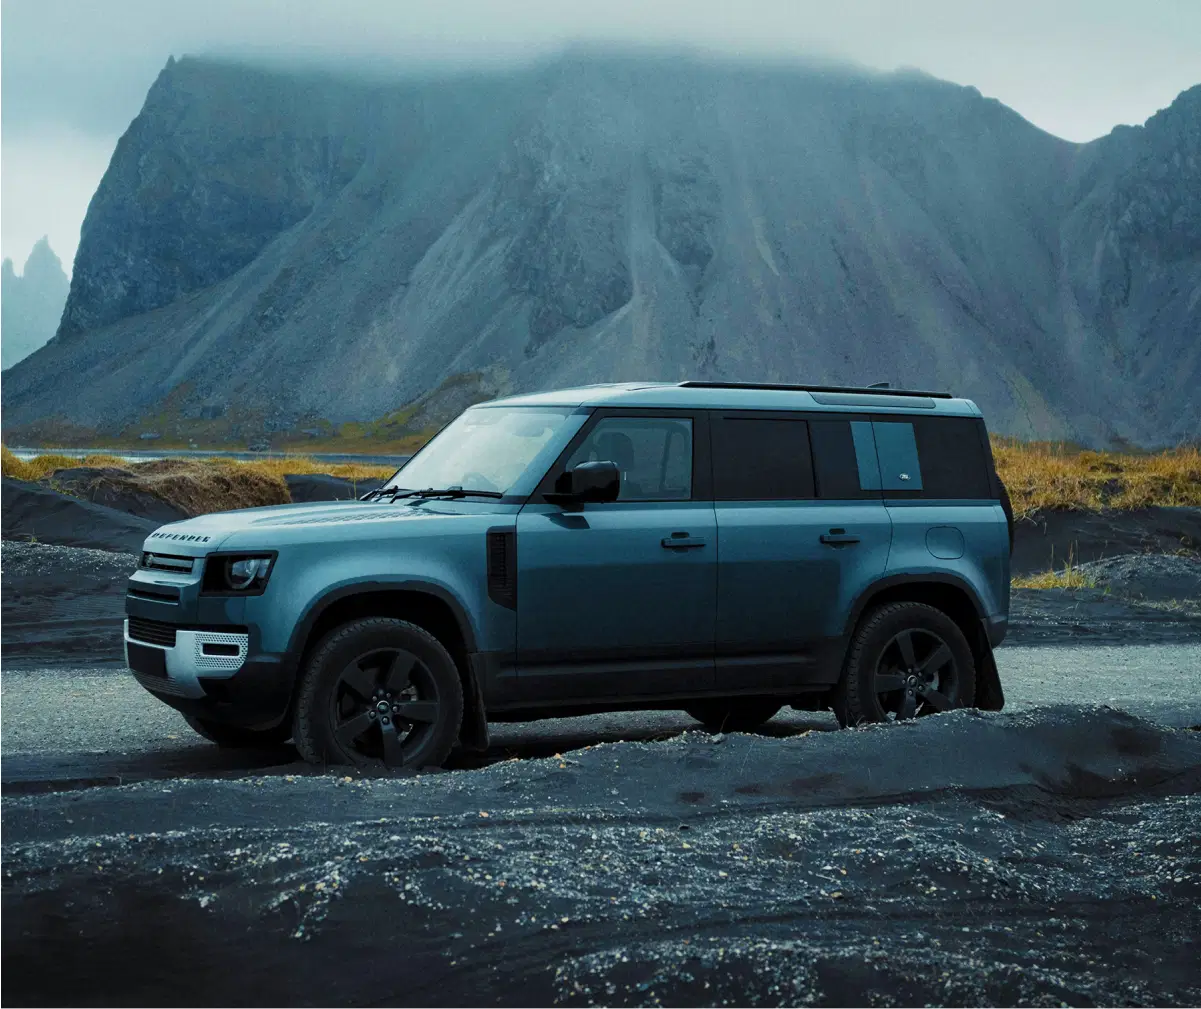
[{"left": 362, "top": 486, "right": 503, "bottom": 502}]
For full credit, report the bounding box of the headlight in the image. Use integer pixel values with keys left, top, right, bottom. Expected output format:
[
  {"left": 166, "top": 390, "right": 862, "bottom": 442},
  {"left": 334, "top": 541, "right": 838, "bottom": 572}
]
[{"left": 201, "top": 553, "right": 275, "bottom": 594}]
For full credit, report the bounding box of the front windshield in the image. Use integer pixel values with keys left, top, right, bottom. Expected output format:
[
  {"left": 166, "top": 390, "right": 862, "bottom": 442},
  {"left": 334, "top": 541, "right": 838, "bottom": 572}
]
[{"left": 384, "top": 406, "right": 574, "bottom": 496}]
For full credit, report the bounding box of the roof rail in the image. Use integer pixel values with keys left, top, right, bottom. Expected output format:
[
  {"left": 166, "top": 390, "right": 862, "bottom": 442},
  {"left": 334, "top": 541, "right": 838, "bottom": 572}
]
[{"left": 677, "top": 381, "right": 952, "bottom": 400}]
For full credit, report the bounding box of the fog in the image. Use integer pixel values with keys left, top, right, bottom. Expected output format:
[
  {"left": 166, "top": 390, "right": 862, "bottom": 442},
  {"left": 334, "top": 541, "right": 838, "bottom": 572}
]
[{"left": 3, "top": 0, "right": 1199, "bottom": 269}]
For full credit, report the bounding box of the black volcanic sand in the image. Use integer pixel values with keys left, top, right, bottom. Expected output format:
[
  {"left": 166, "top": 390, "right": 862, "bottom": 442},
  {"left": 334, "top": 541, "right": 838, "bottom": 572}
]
[
  {"left": 1, "top": 477, "right": 158, "bottom": 554},
  {"left": 1010, "top": 506, "right": 1201, "bottom": 577},
  {"left": 3, "top": 707, "right": 1199, "bottom": 1007}
]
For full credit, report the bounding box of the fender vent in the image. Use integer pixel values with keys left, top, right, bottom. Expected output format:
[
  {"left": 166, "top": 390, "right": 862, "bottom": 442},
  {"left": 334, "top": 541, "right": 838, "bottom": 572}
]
[{"left": 486, "top": 529, "right": 517, "bottom": 610}]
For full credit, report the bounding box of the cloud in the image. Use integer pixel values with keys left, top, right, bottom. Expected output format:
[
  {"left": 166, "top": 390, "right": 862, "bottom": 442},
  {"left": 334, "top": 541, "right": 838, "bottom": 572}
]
[{"left": 2, "top": 0, "right": 1199, "bottom": 264}]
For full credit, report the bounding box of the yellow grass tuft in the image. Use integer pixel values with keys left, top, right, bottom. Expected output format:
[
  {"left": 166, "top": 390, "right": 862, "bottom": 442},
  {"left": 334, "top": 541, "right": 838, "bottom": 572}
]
[
  {"left": 2, "top": 444, "right": 129, "bottom": 481},
  {"left": 991, "top": 439, "right": 1201, "bottom": 519}
]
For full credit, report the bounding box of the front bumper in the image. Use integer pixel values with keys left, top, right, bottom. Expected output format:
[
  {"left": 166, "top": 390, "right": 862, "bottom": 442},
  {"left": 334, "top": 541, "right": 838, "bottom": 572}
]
[{"left": 125, "top": 620, "right": 295, "bottom": 729}]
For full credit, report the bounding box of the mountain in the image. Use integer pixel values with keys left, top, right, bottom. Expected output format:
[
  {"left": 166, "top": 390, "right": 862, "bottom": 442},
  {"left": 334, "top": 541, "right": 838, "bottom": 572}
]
[
  {"left": 1, "top": 238, "right": 70, "bottom": 371},
  {"left": 3, "top": 53, "right": 1198, "bottom": 446}
]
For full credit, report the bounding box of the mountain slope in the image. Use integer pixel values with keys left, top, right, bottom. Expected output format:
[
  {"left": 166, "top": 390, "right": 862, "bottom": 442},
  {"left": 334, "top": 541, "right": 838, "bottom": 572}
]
[
  {"left": 3, "top": 55, "right": 1198, "bottom": 446},
  {"left": 1, "top": 238, "right": 70, "bottom": 371}
]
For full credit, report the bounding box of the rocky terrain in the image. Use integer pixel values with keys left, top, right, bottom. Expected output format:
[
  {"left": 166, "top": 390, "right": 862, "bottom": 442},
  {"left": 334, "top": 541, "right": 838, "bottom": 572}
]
[
  {"left": 3, "top": 53, "right": 1198, "bottom": 446},
  {"left": 1, "top": 237, "right": 69, "bottom": 371}
]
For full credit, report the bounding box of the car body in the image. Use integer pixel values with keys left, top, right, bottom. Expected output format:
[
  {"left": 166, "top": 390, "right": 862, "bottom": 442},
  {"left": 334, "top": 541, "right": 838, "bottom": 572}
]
[{"left": 125, "top": 381, "right": 1011, "bottom": 766}]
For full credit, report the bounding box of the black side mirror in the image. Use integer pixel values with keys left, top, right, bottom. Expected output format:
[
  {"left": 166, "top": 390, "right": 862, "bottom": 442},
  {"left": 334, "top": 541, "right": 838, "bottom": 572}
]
[{"left": 548, "top": 460, "right": 620, "bottom": 506}]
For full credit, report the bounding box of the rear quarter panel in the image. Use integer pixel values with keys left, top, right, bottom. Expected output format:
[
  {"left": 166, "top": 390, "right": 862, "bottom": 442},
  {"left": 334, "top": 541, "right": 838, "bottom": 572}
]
[{"left": 883, "top": 501, "right": 1010, "bottom": 617}]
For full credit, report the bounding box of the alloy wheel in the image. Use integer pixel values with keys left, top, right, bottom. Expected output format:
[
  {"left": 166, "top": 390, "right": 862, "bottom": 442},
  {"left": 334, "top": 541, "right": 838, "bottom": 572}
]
[
  {"left": 872, "top": 627, "right": 960, "bottom": 721},
  {"left": 330, "top": 647, "right": 441, "bottom": 766}
]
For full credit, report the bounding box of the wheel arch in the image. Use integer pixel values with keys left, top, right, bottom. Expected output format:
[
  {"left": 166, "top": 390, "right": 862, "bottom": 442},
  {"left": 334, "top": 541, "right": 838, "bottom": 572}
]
[
  {"left": 845, "top": 573, "right": 1004, "bottom": 711},
  {"left": 285, "top": 581, "right": 488, "bottom": 749}
]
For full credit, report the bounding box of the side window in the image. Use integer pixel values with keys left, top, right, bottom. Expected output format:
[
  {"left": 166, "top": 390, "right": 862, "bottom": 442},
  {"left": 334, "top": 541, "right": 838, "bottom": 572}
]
[
  {"left": 873, "top": 421, "right": 923, "bottom": 492},
  {"left": 911, "top": 417, "right": 993, "bottom": 498},
  {"left": 565, "top": 416, "right": 693, "bottom": 501},
  {"left": 810, "top": 418, "right": 882, "bottom": 498},
  {"left": 711, "top": 417, "right": 814, "bottom": 500}
]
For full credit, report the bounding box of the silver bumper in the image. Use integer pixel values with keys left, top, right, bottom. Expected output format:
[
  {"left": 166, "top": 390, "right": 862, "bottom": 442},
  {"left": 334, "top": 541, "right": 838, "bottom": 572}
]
[{"left": 124, "top": 619, "right": 249, "bottom": 699}]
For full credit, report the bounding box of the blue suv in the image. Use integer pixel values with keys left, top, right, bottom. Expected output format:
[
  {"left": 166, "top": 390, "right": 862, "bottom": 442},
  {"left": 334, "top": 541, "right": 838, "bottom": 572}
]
[{"left": 124, "top": 382, "right": 1012, "bottom": 768}]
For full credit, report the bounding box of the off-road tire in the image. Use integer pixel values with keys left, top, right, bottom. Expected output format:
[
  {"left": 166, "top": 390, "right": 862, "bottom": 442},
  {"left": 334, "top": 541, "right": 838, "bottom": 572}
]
[
  {"left": 685, "top": 698, "right": 783, "bottom": 733},
  {"left": 183, "top": 714, "right": 292, "bottom": 748},
  {"left": 833, "top": 602, "right": 976, "bottom": 728},
  {"left": 293, "top": 617, "right": 463, "bottom": 769}
]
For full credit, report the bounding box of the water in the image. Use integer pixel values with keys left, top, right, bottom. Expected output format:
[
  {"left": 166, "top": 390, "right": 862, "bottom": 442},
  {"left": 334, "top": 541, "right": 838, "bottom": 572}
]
[{"left": 8, "top": 447, "right": 410, "bottom": 467}]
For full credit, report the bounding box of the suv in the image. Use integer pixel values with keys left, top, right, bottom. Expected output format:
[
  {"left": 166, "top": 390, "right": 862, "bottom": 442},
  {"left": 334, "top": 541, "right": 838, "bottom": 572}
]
[{"left": 125, "top": 382, "right": 1012, "bottom": 768}]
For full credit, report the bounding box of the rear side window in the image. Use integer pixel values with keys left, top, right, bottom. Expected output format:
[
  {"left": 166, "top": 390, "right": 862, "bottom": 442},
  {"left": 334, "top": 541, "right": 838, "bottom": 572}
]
[
  {"left": 870, "top": 416, "right": 993, "bottom": 498},
  {"left": 711, "top": 417, "right": 814, "bottom": 500},
  {"left": 912, "top": 417, "right": 993, "bottom": 498},
  {"left": 810, "top": 418, "right": 882, "bottom": 499}
]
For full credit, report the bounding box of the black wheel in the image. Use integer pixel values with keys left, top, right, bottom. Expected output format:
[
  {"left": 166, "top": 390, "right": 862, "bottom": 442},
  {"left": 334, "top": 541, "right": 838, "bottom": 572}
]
[
  {"left": 833, "top": 602, "right": 976, "bottom": 728},
  {"left": 293, "top": 618, "right": 463, "bottom": 769},
  {"left": 685, "top": 698, "right": 783, "bottom": 733},
  {"left": 183, "top": 714, "right": 292, "bottom": 748}
]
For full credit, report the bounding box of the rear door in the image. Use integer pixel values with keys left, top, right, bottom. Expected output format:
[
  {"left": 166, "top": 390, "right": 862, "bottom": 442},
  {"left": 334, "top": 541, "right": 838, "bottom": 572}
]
[{"left": 710, "top": 412, "right": 892, "bottom": 691}]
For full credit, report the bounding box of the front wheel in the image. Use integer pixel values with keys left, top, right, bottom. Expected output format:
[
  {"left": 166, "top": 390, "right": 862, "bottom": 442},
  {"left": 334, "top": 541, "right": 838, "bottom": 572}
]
[
  {"left": 833, "top": 602, "right": 976, "bottom": 727},
  {"left": 293, "top": 618, "right": 463, "bottom": 769}
]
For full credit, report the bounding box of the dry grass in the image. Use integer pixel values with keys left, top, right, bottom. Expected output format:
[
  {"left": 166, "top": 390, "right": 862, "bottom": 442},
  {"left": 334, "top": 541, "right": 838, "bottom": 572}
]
[
  {"left": 991, "top": 439, "right": 1201, "bottom": 519},
  {"left": 1, "top": 444, "right": 128, "bottom": 482},
  {"left": 1011, "top": 545, "right": 1099, "bottom": 590},
  {"left": 96, "top": 459, "right": 292, "bottom": 517}
]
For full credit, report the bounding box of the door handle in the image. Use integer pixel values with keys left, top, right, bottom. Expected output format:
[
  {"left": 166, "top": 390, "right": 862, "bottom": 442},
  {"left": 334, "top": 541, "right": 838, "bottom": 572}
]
[
  {"left": 662, "top": 533, "right": 707, "bottom": 549},
  {"left": 820, "top": 532, "right": 861, "bottom": 546}
]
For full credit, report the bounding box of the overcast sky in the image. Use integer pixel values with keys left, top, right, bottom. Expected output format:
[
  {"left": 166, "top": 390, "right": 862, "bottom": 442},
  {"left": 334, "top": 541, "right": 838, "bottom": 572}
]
[{"left": 3, "top": 0, "right": 1199, "bottom": 272}]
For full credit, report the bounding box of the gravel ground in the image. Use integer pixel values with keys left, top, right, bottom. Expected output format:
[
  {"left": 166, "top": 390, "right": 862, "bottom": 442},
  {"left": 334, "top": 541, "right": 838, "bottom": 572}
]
[
  {"left": 1077, "top": 553, "right": 1201, "bottom": 607},
  {"left": 4, "top": 707, "right": 1200, "bottom": 1006},
  {"left": 4, "top": 540, "right": 1201, "bottom": 1005}
]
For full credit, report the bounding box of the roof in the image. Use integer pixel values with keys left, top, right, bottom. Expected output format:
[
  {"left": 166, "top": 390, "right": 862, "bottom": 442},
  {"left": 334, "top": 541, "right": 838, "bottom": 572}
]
[{"left": 482, "top": 381, "right": 983, "bottom": 417}]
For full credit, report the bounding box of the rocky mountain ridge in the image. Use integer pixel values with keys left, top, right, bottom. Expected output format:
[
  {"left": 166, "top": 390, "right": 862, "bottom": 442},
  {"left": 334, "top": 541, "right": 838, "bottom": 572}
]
[{"left": 3, "top": 54, "right": 1198, "bottom": 446}]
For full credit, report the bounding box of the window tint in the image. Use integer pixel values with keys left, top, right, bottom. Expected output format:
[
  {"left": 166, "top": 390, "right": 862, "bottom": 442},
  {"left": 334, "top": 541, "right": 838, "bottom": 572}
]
[
  {"left": 712, "top": 417, "right": 814, "bottom": 500},
  {"left": 565, "top": 416, "right": 693, "bottom": 500},
  {"left": 911, "top": 417, "right": 993, "bottom": 498},
  {"left": 810, "top": 418, "right": 881, "bottom": 498}
]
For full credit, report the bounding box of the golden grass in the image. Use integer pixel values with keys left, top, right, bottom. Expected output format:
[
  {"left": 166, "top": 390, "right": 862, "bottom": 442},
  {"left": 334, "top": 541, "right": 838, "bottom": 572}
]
[
  {"left": 991, "top": 439, "right": 1201, "bottom": 519},
  {"left": 1, "top": 444, "right": 128, "bottom": 481},
  {"left": 98, "top": 459, "right": 291, "bottom": 517}
]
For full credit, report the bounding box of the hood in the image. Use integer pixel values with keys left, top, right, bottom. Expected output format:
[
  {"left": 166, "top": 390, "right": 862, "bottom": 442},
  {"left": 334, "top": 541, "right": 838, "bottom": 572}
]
[{"left": 143, "top": 498, "right": 514, "bottom": 554}]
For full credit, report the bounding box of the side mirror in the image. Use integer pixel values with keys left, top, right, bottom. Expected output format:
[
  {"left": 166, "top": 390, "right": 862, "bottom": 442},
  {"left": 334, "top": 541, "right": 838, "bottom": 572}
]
[{"left": 548, "top": 460, "right": 620, "bottom": 505}]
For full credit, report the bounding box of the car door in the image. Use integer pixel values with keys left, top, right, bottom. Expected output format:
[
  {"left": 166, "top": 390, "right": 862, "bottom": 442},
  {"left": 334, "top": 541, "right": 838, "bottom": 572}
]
[
  {"left": 514, "top": 409, "right": 717, "bottom": 701},
  {"left": 711, "top": 411, "right": 892, "bottom": 691}
]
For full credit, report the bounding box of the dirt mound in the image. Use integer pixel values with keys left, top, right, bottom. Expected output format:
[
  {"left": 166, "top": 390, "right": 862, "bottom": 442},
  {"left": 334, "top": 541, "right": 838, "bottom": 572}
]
[
  {"left": 1077, "top": 553, "right": 1201, "bottom": 603},
  {"left": 3, "top": 707, "right": 1199, "bottom": 1006},
  {"left": 1011, "top": 505, "right": 1201, "bottom": 576},
  {"left": 1, "top": 478, "right": 158, "bottom": 554}
]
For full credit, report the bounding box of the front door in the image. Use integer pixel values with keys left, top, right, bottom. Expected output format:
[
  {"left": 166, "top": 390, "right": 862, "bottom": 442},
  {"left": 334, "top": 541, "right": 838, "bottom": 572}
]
[{"left": 515, "top": 410, "right": 717, "bottom": 701}]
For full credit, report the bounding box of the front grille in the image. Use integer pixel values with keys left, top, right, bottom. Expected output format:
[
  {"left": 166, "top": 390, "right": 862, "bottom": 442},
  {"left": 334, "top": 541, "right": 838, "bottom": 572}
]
[
  {"left": 127, "top": 616, "right": 178, "bottom": 647},
  {"left": 141, "top": 552, "right": 195, "bottom": 573}
]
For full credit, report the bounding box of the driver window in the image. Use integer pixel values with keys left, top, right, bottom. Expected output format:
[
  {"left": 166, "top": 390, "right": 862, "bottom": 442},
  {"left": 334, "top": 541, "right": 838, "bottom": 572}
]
[{"left": 565, "top": 416, "right": 693, "bottom": 501}]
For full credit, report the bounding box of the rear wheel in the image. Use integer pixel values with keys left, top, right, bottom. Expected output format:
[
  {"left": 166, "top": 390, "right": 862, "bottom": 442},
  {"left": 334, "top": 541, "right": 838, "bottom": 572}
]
[
  {"left": 685, "top": 698, "right": 782, "bottom": 733},
  {"left": 293, "top": 618, "right": 463, "bottom": 769},
  {"left": 183, "top": 715, "right": 291, "bottom": 748},
  {"left": 834, "top": 602, "right": 975, "bottom": 727}
]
